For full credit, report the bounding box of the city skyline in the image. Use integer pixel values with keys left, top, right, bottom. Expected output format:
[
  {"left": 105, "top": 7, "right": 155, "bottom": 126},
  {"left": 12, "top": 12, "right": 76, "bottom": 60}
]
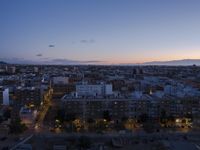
[{"left": 1, "top": 0, "right": 200, "bottom": 64}]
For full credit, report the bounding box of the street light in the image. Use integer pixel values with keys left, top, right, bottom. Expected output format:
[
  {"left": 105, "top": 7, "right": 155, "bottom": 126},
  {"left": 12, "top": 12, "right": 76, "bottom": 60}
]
[{"left": 176, "top": 119, "right": 180, "bottom": 123}]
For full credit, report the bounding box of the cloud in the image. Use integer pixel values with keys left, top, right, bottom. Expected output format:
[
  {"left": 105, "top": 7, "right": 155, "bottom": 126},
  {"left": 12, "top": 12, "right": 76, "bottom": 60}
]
[
  {"left": 42, "top": 57, "right": 50, "bottom": 60},
  {"left": 50, "top": 58, "right": 103, "bottom": 65},
  {"left": 80, "top": 39, "right": 95, "bottom": 44},
  {"left": 142, "top": 59, "right": 200, "bottom": 66},
  {"left": 49, "top": 44, "right": 55, "bottom": 48},
  {"left": 36, "top": 53, "right": 43, "bottom": 57},
  {"left": 0, "top": 57, "right": 41, "bottom": 64},
  {"left": 83, "top": 60, "right": 102, "bottom": 63},
  {"left": 89, "top": 39, "right": 95, "bottom": 43},
  {"left": 80, "top": 40, "right": 87, "bottom": 43}
]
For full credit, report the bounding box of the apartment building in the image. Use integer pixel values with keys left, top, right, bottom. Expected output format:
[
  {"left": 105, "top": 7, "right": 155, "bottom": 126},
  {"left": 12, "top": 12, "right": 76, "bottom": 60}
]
[
  {"left": 61, "top": 95, "right": 200, "bottom": 122},
  {"left": 13, "top": 86, "right": 42, "bottom": 106},
  {"left": 76, "top": 83, "right": 113, "bottom": 97}
]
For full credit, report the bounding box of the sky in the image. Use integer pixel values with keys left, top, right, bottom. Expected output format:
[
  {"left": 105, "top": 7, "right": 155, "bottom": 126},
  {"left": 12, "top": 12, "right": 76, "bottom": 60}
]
[{"left": 1, "top": 0, "right": 200, "bottom": 65}]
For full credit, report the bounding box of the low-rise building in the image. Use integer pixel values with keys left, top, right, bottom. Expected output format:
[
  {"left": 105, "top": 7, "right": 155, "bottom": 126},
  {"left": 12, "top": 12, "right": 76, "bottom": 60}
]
[{"left": 19, "top": 107, "right": 37, "bottom": 126}]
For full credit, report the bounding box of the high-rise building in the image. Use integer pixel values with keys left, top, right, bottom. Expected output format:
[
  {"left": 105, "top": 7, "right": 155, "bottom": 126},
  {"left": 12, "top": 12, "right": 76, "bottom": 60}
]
[{"left": 0, "top": 87, "right": 10, "bottom": 105}]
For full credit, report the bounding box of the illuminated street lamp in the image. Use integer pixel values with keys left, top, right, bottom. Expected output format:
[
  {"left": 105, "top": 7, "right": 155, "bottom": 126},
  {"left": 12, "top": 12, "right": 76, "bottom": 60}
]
[
  {"left": 55, "top": 119, "right": 60, "bottom": 123},
  {"left": 176, "top": 119, "right": 180, "bottom": 123}
]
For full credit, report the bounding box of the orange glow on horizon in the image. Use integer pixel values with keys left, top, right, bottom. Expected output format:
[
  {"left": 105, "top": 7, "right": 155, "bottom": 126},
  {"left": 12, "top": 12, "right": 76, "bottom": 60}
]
[{"left": 103, "top": 55, "right": 200, "bottom": 65}]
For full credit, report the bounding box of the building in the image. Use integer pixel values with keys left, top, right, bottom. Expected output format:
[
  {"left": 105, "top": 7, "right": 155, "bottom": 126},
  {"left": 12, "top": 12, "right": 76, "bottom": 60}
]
[
  {"left": 61, "top": 94, "right": 200, "bottom": 123},
  {"left": 0, "top": 87, "right": 10, "bottom": 105},
  {"left": 53, "top": 84, "right": 75, "bottom": 99},
  {"left": 6, "top": 66, "right": 16, "bottom": 74},
  {"left": 34, "top": 66, "right": 39, "bottom": 73},
  {"left": 19, "top": 107, "right": 37, "bottom": 126},
  {"left": 13, "top": 86, "right": 42, "bottom": 106},
  {"left": 53, "top": 76, "right": 69, "bottom": 85},
  {"left": 61, "top": 98, "right": 130, "bottom": 121},
  {"left": 76, "top": 83, "right": 113, "bottom": 97},
  {"left": 0, "top": 88, "right": 4, "bottom": 105}
]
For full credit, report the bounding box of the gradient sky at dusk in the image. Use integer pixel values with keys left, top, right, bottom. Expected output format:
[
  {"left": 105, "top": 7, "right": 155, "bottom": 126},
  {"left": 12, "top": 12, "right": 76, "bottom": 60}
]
[{"left": 1, "top": 0, "right": 200, "bottom": 64}]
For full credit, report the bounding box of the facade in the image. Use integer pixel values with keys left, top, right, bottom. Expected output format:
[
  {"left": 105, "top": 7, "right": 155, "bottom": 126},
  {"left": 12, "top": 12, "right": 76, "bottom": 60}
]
[
  {"left": 0, "top": 88, "right": 3, "bottom": 105},
  {"left": 53, "top": 84, "right": 75, "bottom": 99},
  {"left": 6, "top": 66, "right": 16, "bottom": 74},
  {"left": 76, "top": 83, "right": 113, "bottom": 97},
  {"left": 19, "top": 107, "right": 37, "bottom": 125},
  {"left": 34, "top": 66, "right": 39, "bottom": 73},
  {"left": 61, "top": 97, "right": 200, "bottom": 122},
  {"left": 0, "top": 87, "right": 10, "bottom": 105},
  {"left": 13, "top": 86, "right": 42, "bottom": 106},
  {"left": 53, "top": 77, "right": 69, "bottom": 85},
  {"left": 62, "top": 98, "right": 129, "bottom": 121}
]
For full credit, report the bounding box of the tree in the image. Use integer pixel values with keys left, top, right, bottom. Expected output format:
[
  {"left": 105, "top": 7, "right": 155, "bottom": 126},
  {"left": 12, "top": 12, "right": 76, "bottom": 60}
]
[
  {"left": 87, "top": 118, "right": 95, "bottom": 132},
  {"left": 121, "top": 116, "right": 128, "bottom": 123},
  {"left": 182, "top": 119, "right": 186, "bottom": 124},
  {"left": 103, "top": 110, "right": 111, "bottom": 122},
  {"left": 143, "top": 122, "right": 155, "bottom": 133},
  {"left": 87, "top": 118, "right": 95, "bottom": 124},
  {"left": 184, "top": 113, "right": 193, "bottom": 121},
  {"left": 0, "top": 116, "right": 3, "bottom": 124},
  {"left": 95, "top": 120, "right": 107, "bottom": 131},
  {"left": 114, "top": 121, "right": 125, "bottom": 131},
  {"left": 3, "top": 108, "right": 11, "bottom": 120},
  {"left": 64, "top": 113, "right": 77, "bottom": 132},
  {"left": 9, "top": 118, "right": 27, "bottom": 134},
  {"left": 138, "top": 113, "right": 149, "bottom": 123},
  {"left": 160, "top": 109, "right": 167, "bottom": 124},
  {"left": 168, "top": 115, "right": 175, "bottom": 122},
  {"left": 55, "top": 108, "right": 65, "bottom": 123},
  {"left": 65, "top": 113, "right": 76, "bottom": 122}
]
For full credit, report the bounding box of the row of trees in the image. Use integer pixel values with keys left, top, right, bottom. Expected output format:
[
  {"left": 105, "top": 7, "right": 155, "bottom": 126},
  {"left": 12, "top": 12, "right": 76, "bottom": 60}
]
[
  {"left": 54, "top": 108, "right": 193, "bottom": 133},
  {"left": 0, "top": 108, "right": 11, "bottom": 124},
  {"left": 0, "top": 108, "right": 27, "bottom": 134}
]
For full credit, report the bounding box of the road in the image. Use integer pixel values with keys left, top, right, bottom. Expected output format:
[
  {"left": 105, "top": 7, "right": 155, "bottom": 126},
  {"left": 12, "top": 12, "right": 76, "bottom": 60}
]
[
  {"left": 34, "top": 88, "right": 53, "bottom": 132},
  {"left": 10, "top": 134, "right": 33, "bottom": 150},
  {"left": 7, "top": 89, "right": 54, "bottom": 149}
]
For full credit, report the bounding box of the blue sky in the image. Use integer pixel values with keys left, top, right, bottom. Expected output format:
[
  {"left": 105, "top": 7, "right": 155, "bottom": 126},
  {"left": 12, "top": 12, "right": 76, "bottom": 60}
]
[{"left": 1, "top": 0, "right": 200, "bottom": 64}]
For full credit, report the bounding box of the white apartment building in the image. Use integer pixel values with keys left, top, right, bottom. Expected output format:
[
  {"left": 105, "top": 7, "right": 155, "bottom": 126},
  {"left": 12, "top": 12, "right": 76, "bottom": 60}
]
[
  {"left": 76, "top": 83, "right": 113, "bottom": 97},
  {"left": 53, "top": 76, "right": 69, "bottom": 85}
]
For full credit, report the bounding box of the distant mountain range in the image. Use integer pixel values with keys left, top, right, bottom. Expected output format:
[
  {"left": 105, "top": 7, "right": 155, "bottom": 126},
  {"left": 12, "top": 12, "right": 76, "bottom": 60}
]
[
  {"left": 141, "top": 59, "right": 200, "bottom": 66},
  {"left": 1, "top": 59, "right": 200, "bottom": 66},
  {"left": 0, "top": 61, "right": 7, "bottom": 64}
]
